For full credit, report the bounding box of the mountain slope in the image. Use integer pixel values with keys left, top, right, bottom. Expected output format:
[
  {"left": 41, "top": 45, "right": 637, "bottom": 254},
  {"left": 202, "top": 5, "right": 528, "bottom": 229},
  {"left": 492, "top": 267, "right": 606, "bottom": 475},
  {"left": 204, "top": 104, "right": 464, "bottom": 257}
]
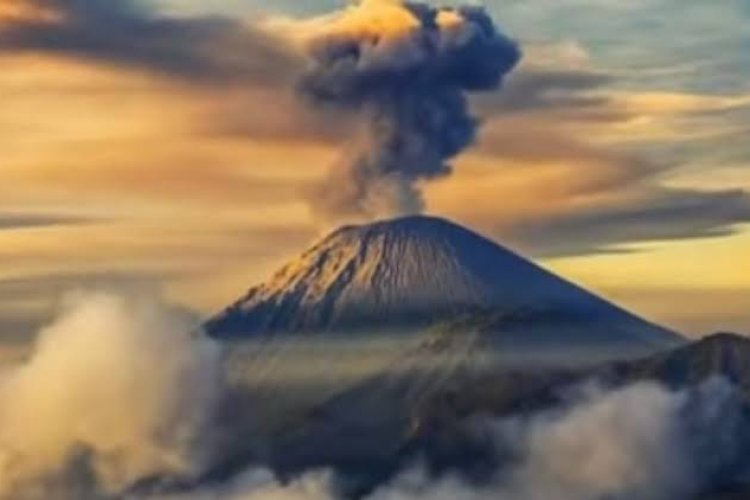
[{"left": 207, "top": 216, "right": 680, "bottom": 349}]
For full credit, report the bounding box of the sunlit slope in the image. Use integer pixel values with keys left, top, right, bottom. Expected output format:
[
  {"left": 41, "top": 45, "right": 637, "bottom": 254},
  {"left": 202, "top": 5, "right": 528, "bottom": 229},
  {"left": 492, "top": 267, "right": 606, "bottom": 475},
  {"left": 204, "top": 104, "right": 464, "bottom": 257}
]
[{"left": 207, "top": 216, "right": 680, "bottom": 350}]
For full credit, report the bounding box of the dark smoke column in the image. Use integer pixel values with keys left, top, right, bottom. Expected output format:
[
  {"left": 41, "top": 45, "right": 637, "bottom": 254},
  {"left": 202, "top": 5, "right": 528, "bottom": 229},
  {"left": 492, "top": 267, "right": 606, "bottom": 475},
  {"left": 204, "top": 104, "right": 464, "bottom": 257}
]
[{"left": 299, "top": 0, "right": 520, "bottom": 224}]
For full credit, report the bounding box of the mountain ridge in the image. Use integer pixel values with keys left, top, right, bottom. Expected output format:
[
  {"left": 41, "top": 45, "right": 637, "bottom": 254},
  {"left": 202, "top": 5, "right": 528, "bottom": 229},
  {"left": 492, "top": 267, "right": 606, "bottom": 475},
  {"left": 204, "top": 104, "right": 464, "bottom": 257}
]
[{"left": 260, "top": 331, "right": 750, "bottom": 498}]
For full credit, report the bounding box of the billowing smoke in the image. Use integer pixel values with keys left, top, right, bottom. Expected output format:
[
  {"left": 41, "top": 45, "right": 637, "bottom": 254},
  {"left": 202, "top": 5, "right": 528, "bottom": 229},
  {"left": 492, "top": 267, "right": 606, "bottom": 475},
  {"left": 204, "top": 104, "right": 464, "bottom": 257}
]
[
  {"left": 298, "top": 0, "right": 520, "bottom": 224},
  {"left": 0, "top": 290, "right": 225, "bottom": 499}
]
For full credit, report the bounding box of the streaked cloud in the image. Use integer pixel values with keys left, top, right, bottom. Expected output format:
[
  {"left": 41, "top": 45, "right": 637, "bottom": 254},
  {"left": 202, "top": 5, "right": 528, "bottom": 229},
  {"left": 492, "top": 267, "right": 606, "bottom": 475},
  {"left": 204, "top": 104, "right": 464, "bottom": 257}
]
[
  {"left": 0, "top": 0, "right": 301, "bottom": 85},
  {"left": 0, "top": 211, "right": 90, "bottom": 231},
  {"left": 511, "top": 188, "right": 750, "bottom": 257},
  {"left": 440, "top": 44, "right": 750, "bottom": 256}
]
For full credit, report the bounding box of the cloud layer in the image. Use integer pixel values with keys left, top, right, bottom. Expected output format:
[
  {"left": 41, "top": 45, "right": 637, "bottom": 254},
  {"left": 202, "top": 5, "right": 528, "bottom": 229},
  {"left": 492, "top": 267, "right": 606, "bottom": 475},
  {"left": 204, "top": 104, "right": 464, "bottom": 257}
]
[
  {"left": 0, "top": 289, "right": 743, "bottom": 499},
  {"left": 149, "top": 380, "right": 743, "bottom": 500}
]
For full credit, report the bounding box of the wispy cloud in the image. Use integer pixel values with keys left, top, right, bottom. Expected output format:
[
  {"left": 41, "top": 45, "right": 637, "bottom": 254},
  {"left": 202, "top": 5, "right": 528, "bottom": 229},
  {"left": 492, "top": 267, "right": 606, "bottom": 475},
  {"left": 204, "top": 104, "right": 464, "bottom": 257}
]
[
  {"left": 0, "top": 212, "right": 90, "bottom": 231},
  {"left": 0, "top": 0, "right": 301, "bottom": 85}
]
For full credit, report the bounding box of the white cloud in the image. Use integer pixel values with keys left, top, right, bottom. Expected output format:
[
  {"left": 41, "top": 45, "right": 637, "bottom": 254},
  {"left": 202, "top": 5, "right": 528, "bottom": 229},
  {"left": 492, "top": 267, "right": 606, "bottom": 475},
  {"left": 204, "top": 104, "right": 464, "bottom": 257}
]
[{"left": 0, "top": 290, "right": 224, "bottom": 498}]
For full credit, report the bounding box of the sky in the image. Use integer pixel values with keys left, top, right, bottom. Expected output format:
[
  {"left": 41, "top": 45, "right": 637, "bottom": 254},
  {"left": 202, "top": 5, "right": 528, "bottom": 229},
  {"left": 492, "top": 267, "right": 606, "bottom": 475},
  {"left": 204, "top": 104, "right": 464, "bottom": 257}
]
[{"left": 0, "top": 0, "right": 749, "bottom": 346}]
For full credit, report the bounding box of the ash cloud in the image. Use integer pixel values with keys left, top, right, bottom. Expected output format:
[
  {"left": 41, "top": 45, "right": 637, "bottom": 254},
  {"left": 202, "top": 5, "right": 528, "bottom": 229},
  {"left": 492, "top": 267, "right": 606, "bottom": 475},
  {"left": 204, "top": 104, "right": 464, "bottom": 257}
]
[{"left": 298, "top": 0, "right": 520, "bottom": 224}]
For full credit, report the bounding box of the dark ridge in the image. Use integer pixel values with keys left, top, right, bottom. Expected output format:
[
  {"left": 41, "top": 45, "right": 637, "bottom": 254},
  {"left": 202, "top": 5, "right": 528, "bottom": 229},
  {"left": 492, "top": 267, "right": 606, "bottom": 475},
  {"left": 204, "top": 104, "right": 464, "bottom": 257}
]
[{"left": 594, "top": 331, "right": 750, "bottom": 392}]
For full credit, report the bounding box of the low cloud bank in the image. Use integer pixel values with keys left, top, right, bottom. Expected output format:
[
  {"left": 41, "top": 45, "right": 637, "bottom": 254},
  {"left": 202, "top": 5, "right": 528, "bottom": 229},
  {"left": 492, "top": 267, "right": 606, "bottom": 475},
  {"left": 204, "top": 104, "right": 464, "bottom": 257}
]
[
  {"left": 0, "top": 291, "right": 744, "bottom": 499},
  {"left": 150, "top": 381, "right": 744, "bottom": 500}
]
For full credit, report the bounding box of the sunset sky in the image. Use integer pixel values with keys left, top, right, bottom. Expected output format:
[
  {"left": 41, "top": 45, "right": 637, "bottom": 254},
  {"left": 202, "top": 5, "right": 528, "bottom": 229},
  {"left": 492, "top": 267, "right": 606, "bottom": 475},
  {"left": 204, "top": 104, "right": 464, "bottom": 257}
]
[{"left": 1, "top": 0, "right": 749, "bottom": 347}]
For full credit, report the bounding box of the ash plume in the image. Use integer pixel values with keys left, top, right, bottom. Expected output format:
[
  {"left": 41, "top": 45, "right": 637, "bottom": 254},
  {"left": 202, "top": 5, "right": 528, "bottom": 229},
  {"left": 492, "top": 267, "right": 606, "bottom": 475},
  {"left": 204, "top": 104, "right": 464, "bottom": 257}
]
[{"left": 298, "top": 0, "right": 521, "bottom": 224}]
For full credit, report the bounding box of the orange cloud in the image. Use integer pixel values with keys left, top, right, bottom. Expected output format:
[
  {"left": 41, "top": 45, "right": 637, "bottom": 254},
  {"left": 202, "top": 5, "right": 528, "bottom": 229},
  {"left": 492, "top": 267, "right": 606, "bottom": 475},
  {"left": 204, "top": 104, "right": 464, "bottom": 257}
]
[{"left": 0, "top": 1, "right": 60, "bottom": 23}]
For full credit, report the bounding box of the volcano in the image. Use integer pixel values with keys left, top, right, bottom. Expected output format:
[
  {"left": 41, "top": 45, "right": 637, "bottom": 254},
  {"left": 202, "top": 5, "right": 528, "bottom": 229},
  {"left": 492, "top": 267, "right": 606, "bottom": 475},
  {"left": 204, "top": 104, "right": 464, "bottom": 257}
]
[{"left": 207, "top": 216, "right": 681, "bottom": 350}]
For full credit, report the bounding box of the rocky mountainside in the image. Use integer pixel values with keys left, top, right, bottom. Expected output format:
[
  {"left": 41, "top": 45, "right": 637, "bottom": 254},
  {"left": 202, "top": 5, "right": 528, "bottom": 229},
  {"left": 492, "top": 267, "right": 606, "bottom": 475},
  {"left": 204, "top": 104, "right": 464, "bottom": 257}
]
[{"left": 207, "top": 216, "right": 680, "bottom": 350}]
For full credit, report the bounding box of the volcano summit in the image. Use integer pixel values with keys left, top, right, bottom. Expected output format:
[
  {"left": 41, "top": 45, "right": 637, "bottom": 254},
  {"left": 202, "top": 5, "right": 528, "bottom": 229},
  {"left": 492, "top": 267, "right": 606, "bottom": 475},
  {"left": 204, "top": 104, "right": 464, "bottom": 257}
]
[{"left": 207, "top": 216, "right": 680, "bottom": 351}]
